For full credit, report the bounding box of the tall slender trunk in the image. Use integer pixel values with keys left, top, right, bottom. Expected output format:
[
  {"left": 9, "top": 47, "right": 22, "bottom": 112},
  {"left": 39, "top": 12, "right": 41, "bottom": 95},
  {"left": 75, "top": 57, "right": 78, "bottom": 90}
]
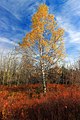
[
  {"left": 41, "top": 62, "right": 46, "bottom": 93},
  {"left": 39, "top": 40, "right": 47, "bottom": 93}
]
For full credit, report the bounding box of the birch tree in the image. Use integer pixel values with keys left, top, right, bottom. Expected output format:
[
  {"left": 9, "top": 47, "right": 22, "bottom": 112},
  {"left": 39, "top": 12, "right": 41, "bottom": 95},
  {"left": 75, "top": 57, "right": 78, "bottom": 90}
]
[{"left": 19, "top": 4, "right": 65, "bottom": 93}]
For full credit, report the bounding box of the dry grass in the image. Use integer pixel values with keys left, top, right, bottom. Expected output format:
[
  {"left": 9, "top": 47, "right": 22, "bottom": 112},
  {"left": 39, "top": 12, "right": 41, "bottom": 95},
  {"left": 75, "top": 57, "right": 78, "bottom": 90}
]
[{"left": 0, "top": 84, "right": 80, "bottom": 120}]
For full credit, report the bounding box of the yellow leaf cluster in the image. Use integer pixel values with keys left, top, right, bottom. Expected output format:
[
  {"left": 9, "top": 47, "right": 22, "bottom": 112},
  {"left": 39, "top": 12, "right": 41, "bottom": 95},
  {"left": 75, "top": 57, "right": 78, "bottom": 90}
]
[
  {"left": 47, "top": 14, "right": 54, "bottom": 21},
  {"left": 57, "top": 28, "right": 64, "bottom": 36},
  {"left": 38, "top": 4, "right": 48, "bottom": 18},
  {"left": 52, "top": 44, "right": 57, "bottom": 50},
  {"left": 52, "top": 28, "right": 64, "bottom": 42},
  {"left": 32, "top": 4, "right": 48, "bottom": 29},
  {"left": 42, "top": 55, "right": 49, "bottom": 60},
  {"left": 32, "top": 15, "right": 44, "bottom": 29},
  {"left": 46, "top": 24, "right": 54, "bottom": 31},
  {"left": 45, "top": 46, "right": 50, "bottom": 52},
  {"left": 56, "top": 49, "right": 61, "bottom": 54},
  {"left": 19, "top": 41, "right": 31, "bottom": 48},
  {"left": 40, "top": 39, "right": 48, "bottom": 46},
  {"left": 19, "top": 4, "right": 65, "bottom": 63}
]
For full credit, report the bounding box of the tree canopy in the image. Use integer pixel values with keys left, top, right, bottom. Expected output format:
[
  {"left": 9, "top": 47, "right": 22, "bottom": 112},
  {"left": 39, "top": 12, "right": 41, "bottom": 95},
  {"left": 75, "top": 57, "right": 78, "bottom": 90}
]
[{"left": 19, "top": 4, "right": 65, "bottom": 93}]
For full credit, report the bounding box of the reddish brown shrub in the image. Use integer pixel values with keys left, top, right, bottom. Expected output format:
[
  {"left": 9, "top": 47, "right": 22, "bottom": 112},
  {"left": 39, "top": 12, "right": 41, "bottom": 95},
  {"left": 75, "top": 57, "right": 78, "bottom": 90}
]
[{"left": 0, "top": 84, "right": 80, "bottom": 120}]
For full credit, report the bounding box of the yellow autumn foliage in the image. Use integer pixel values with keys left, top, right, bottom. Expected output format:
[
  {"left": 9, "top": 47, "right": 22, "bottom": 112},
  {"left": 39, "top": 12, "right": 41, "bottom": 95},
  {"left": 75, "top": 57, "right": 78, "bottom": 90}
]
[
  {"left": 40, "top": 39, "right": 48, "bottom": 46},
  {"left": 19, "top": 4, "right": 65, "bottom": 67}
]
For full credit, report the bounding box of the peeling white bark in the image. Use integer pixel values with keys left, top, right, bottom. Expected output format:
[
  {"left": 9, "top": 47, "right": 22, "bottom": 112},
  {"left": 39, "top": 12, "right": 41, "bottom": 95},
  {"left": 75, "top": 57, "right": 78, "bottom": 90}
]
[{"left": 39, "top": 41, "right": 47, "bottom": 93}]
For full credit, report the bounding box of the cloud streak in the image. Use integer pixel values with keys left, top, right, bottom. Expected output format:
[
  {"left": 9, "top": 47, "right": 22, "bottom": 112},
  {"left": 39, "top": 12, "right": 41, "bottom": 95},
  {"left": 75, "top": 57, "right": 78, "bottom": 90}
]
[
  {"left": 53, "top": 0, "right": 80, "bottom": 63},
  {"left": 0, "top": 0, "right": 80, "bottom": 63},
  {"left": 0, "top": 37, "right": 18, "bottom": 46}
]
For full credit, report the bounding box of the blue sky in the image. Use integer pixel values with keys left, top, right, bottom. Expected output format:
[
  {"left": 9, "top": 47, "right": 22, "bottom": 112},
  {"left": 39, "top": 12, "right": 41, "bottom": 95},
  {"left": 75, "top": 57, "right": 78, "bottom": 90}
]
[{"left": 0, "top": 0, "right": 80, "bottom": 63}]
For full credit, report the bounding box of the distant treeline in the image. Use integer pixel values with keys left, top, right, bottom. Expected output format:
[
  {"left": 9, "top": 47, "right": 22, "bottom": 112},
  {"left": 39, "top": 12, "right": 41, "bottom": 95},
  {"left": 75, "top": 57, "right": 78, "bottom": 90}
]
[{"left": 0, "top": 49, "right": 80, "bottom": 85}]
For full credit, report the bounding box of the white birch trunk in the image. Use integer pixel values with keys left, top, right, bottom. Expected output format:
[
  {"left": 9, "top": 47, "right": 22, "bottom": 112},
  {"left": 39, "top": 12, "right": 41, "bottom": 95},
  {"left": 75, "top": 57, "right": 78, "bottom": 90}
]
[
  {"left": 41, "top": 62, "right": 46, "bottom": 93},
  {"left": 39, "top": 41, "right": 47, "bottom": 93}
]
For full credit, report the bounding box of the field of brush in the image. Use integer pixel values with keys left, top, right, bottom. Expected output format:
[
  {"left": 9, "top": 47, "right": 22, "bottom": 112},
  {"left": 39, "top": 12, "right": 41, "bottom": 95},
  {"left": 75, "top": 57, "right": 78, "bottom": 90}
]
[{"left": 0, "top": 84, "right": 80, "bottom": 120}]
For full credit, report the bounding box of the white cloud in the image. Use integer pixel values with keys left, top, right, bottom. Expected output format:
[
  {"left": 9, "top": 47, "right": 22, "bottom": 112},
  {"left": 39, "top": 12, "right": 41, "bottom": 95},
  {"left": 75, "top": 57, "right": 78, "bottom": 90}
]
[
  {"left": 69, "top": 31, "right": 80, "bottom": 43},
  {"left": 56, "top": 15, "right": 80, "bottom": 44},
  {"left": 55, "top": 0, "right": 80, "bottom": 64},
  {"left": 0, "top": 37, "right": 19, "bottom": 46},
  {"left": 65, "top": 56, "right": 75, "bottom": 63},
  {"left": 64, "top": 56, "right": 78, "bottom": 68},
  {"left": 59, "top": 0, "right": 80, "bottom": 17},
  {"left": 0, "top": 37, "right": 19, "bottom": 56},
  {"left": 55, "top": 0, "right": 80, "bottom": 44}
]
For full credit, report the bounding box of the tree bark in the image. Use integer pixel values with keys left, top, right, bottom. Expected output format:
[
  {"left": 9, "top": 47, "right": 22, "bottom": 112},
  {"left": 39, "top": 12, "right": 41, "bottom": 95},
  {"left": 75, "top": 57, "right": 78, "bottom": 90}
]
[
  {"left": 39, "top": 40, "right": 47, "bottom": 93},
  {"left": 41, "top": 62, "right": 46, "bottom": 93}
]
